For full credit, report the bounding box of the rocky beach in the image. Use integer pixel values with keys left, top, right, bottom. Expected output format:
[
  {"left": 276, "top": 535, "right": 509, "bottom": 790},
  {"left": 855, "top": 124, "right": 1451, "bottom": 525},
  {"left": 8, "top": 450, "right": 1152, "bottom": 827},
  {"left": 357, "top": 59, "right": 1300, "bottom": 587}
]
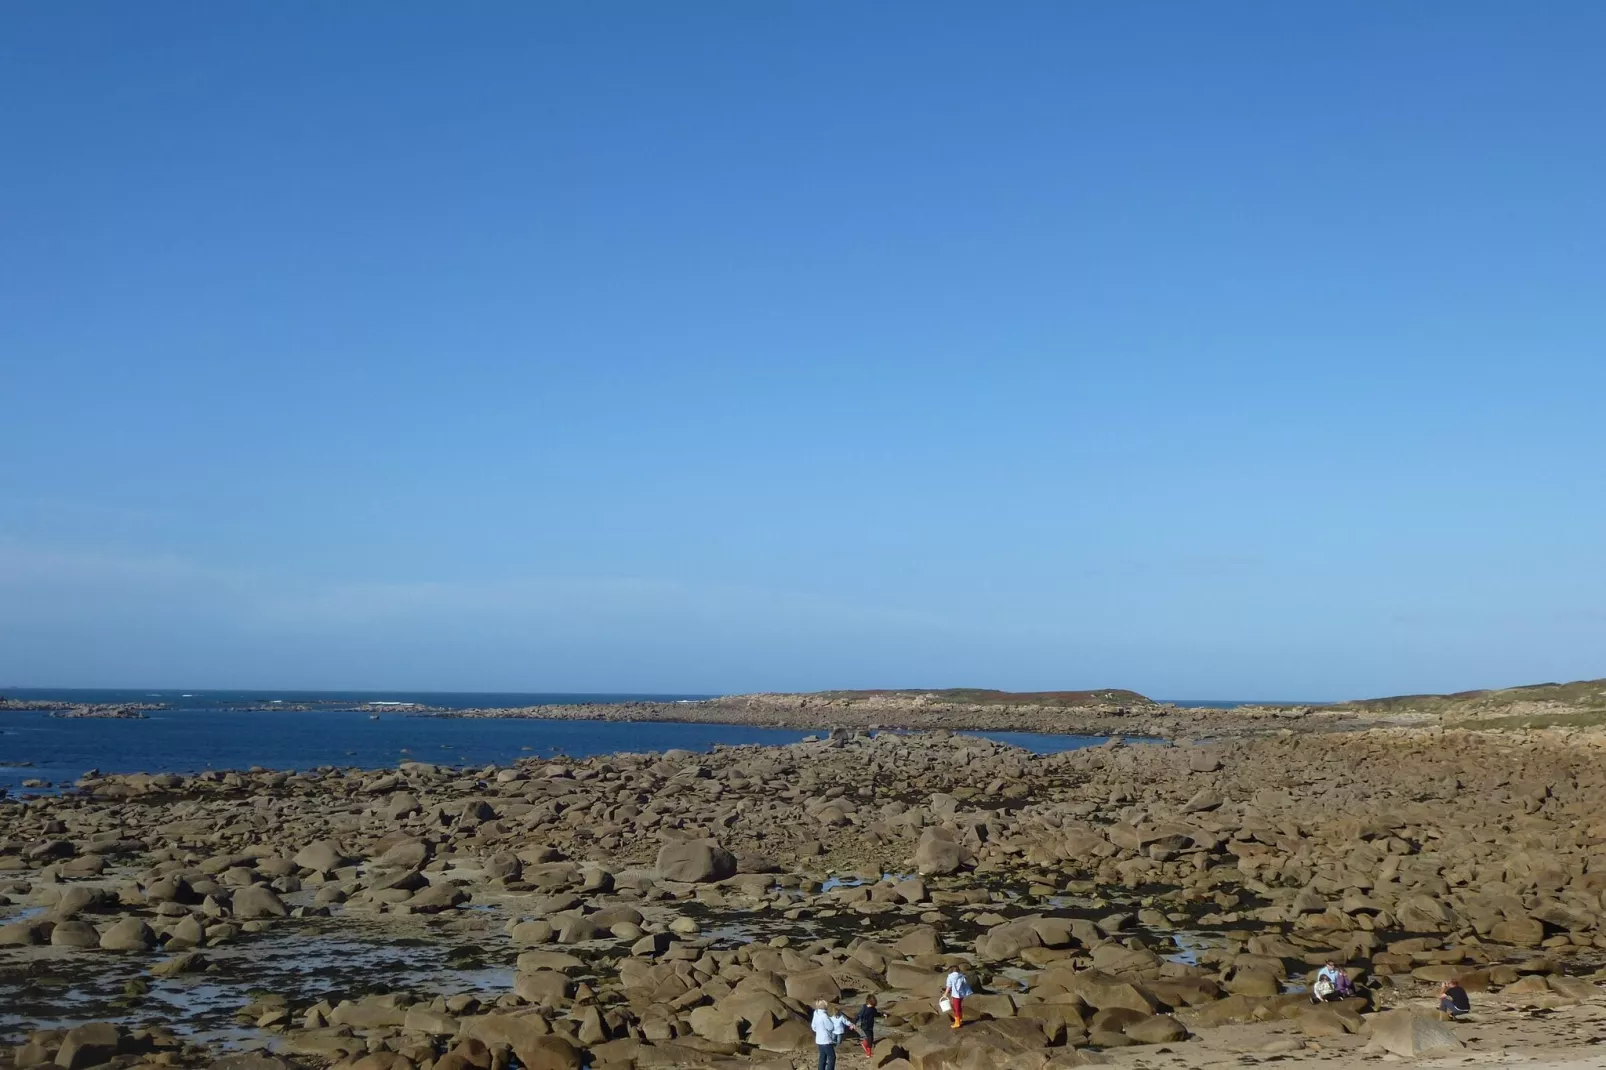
[{"left": 5, "top": 695, "right": 1606, "bottom": 1070}]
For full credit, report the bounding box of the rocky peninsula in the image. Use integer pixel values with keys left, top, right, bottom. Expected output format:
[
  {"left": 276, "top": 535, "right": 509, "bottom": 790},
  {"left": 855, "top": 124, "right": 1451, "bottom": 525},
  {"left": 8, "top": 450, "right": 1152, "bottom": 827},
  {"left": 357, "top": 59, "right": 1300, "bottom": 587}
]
[
  {"left": 1, "top": 700, "right": 162, "bottom": 718},
  {"left": 44, "top": 707, "right": 150, "bottom": 721},
  {"left": 424, "top": 678, "right": 1606, "bottom": 737},
  {"left": 5, "top": 698, "right": 1606, "bottom": 1070},
  {"left": 424, "top": 689, "right": 1343, "bottom": 739}
]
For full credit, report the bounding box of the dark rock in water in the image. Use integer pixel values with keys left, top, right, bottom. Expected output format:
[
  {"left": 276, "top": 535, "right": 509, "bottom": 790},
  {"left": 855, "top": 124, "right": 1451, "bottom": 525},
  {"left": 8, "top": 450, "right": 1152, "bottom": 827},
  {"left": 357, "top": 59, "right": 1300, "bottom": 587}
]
[{"left": 151, "top": 950, "right": 209, "bottom": 977}]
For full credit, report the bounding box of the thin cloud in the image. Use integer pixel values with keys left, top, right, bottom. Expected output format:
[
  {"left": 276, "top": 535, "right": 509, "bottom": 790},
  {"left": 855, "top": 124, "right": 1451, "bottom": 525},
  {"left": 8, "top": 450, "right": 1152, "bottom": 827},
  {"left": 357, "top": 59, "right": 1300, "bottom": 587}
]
[{"left": 0, "top": 538, "right": 962, "bottom": 639}]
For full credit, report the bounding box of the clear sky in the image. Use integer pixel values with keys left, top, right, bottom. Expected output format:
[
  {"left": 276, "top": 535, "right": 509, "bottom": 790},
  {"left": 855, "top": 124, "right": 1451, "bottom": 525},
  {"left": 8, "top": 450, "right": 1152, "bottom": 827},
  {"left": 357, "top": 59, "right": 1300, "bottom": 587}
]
[{"left": 3, "top": 3, "right": 1603, "bottom": 700}]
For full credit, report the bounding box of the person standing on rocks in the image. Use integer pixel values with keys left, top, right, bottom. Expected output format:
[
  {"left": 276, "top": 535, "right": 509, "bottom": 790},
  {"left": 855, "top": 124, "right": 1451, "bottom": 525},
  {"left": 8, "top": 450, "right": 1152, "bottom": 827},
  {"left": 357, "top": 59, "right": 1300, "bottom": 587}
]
[
  {"left": 855, "top": 995, "right": 879, "bottom": 1056},
  {"left": 943, "top": 968, "right": 973, "bottom": 1029},
  {"left": 811, "top": 999, "right": 857, "bottom": 1070}
]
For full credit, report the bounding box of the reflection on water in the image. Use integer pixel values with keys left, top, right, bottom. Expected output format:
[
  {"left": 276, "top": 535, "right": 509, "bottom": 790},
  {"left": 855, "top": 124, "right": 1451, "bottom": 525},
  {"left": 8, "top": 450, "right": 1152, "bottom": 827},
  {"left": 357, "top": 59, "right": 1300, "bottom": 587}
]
[
  {"left": 1165, "top": 929, "right": 1227, "bottom": 966},
  {"left": 0, "top": 928, "right": 515, "bottom": 1045}
]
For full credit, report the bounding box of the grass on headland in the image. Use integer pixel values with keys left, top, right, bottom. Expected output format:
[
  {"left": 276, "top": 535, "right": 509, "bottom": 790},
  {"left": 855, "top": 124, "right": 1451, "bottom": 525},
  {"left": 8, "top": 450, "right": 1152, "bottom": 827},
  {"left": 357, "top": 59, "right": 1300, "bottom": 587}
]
[
  {"left": 811, "top": 688, "right": 1153, "bottom": 708},
  {"left": 1457, "top": 708, "right": 1606, "bottom": 731},
  {"left": 1333, "top": 677, "right": 1606, "bottom": 722}
]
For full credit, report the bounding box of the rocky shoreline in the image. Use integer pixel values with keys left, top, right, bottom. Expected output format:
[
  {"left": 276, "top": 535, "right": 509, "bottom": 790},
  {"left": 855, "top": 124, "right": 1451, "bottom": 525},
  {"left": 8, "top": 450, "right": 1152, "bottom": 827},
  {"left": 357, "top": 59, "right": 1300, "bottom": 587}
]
[
  {"left": 422, "top": 694, "right": 1357, "bottom": 739},
  {"left": 1, "top": 701, "right": 163, "bottom": 716},
  {"left": 45, "top": 707, "right": 151, "bottom": 721},
  {"left": 4, "top": 724, "right": 1606, "bottom": 1070}
]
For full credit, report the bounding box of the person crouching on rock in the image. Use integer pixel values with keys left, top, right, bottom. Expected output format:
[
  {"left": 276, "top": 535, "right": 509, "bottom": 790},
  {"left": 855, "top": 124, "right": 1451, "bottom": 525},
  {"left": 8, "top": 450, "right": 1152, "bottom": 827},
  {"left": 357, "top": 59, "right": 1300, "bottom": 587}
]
[
  {"left": 944, "top": 968, "right": 973, "bottom": 1029},
  {"left": 1439, "top": 978, "right": 1470, "bottom": 1019},
  {"left": 855, "top": 994, "right": 879, "bottom": 1056},
  {"left": 811, "top": 999, "right": 858, "bottom": 1070}
]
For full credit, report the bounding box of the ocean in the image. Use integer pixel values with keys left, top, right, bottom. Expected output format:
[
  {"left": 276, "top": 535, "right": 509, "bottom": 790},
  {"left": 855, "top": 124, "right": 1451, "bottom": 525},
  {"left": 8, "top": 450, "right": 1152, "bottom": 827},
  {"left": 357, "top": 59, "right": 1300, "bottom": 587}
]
[{"left": 0, "top": 688, "right": 1133, "bottom": 793}]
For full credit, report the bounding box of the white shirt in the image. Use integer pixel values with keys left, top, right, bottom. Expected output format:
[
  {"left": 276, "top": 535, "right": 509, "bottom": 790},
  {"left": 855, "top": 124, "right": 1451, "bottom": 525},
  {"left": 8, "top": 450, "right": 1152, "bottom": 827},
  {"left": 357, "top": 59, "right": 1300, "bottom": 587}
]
[
  {"left": 944, "top": 971, "right": 971, "bottom": 998},
  {"left": 811, "top": 1009, "right": 849, "bottom": 1045}
]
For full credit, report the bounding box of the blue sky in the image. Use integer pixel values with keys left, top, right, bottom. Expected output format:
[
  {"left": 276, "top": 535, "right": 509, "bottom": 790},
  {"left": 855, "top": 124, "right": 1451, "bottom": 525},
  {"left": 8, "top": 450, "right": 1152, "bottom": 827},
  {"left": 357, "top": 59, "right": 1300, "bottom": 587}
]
[{"left": 3, "top": 3, "right": 1603, "bottom": 699}]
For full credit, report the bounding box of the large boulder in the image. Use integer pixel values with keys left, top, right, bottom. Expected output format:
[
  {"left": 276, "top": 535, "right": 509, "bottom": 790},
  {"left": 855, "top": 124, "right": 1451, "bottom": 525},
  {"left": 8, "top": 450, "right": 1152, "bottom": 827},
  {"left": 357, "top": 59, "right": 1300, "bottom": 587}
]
[
  {"left": 232, "top": 885, "right": 290, "bottom": 919},
  {"left": 1176, "top": 994, "right": 1272, "bottom": 1028},
  {"left": 1395, "top": 896, "right": 1458, "bottom": 933},
  {"left": 50, "top": 920, "right": 102, "bottom": 948},
  {"left": 510, "top": 920, "right": 555, "bottom": 945},
  {"left": 655, "top": 839, "right": 736, "bottom": 883},
  {"left": 915, "top": 828, "right": 974, "bottom": 876},
  {"left": 1074, "top": 977, "right": 1159, "bottom": 1014},
  {"left": 905, "top": 1019, "right": 1049, "bottom": 1068},
  {"left": 52, "top": 885, "right": 113, "bottom": 919},
  {"left": 459, "top": 1013, "right": 552, "bottom": 1053},
  {"left": 686, "top": 1006, "right": 743, "bottom": 1044},
  {"left": 1089, "top": 944, "right": 1159, "bottom": 975},
  {"left": 1125, "top": 1014, "right": 1187, "bottom": 1044},
  {"left": 55, "top": 1023, "right": 127, "bottom": 1070},
  {"left": 1363, "top": 1011, "right": 1464, "bottom": 1058},
  {"left": 1490, "top": 917, "right": 1546, "bottom": 947},
  {"left": 749, "top": 1016, "right": 815, "bottom": 1053},
  {"left": 293, "top": 840, "right": 352, "bottom": 873},
  {"left": 510, "top": 1036, "right": 580, "bottom": 1070},
  {"left": 403, "top": 1007, "right": 460, "bottom": 1036},
  {"left": 553, "top": 915, "right": 598, "bottom": 943},
  {"left": 0, "top": 919, "right": 54, "bottom": 946},
  {"left": 895, "top": 926, "right": 944, "bottom": 956},
  {"left": 976, "top": 921, "right": 1043, "bottom": 962},
  {"left": 165, "top": 914, "right": 207, "bottom": 948},
  {"left": 1225, "top": 967, "right": 1280, "bottom": 997},
  {"left": 432, "top": 1041, "right": 492, "bottom": 1070},
  {"left": 209, "top": 1056, "right": 305, "bottom": 1070},
  {"left": 514, "top": 970, "right": 572, "bottom": 1005},
  {"left": 887, "top": 960, "right": 944, "bottom": 991},
  {"left": 378, "top": 839, "right": 431, "bottom": 868},
  {"left": 328, "top": 999, "right": 408, "bottom": 1029},
  {"left": 1300, "top": 1008, "right": 1362, "bottom": 1037},
  {"left": 1028, "top": 918, "right": 1081, "bottom": 950},
  {"left": 408, "top": 881, "right": 469, "bottom": 913},
  {"left": 784, "top": 968, "right": 842, "bottom": 1004},
  {"left": 99, "top": 917, "right": 156, "bottom": 952}
]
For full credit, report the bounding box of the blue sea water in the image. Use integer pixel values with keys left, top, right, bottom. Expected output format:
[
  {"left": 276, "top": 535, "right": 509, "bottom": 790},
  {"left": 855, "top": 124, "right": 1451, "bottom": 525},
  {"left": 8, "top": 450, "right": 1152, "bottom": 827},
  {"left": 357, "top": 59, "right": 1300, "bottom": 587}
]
[
  {"left": 0, "top": 688, "right": 710, "bottom": 711},
  {"left": 0, "top": 689, "right": 1127, "bottom": 793}
]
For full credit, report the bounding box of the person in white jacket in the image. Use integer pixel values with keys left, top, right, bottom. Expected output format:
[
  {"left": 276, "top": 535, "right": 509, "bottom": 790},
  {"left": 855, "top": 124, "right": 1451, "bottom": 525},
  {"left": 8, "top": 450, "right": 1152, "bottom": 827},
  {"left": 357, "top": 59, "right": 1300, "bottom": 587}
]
[
  {"left": 810, "top": 1000, "right": 858, "bottom": 1070},
  {"left": 943, "top": 969, "right": 973, "bottom": 1029}
]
